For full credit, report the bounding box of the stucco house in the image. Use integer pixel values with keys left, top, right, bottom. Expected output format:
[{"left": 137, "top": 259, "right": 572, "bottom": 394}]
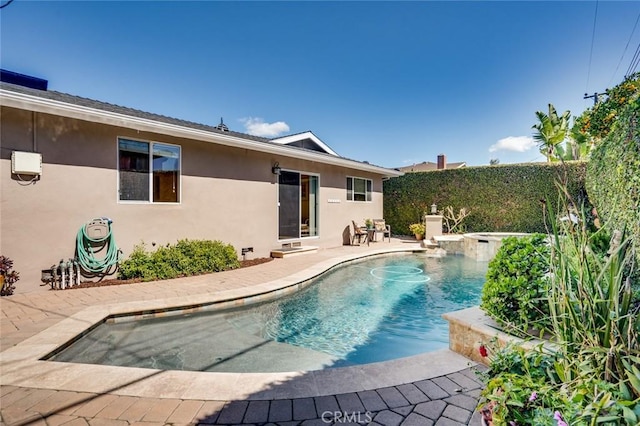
[{"left": 0, "top": 72, "right": 402, "bottom": 293}]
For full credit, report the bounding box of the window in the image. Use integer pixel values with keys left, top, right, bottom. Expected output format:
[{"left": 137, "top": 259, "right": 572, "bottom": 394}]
[
  {"left": 118, "top": 138, "right": 180, "bottom": 203},
  {"left": 346, "top": 177, "right": 372, "bottom": 202}
]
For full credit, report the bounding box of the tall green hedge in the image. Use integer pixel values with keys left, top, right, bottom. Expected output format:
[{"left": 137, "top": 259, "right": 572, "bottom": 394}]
[
  {"left": 383, "top": 162, "right": 588, "bottom": 235},
  {"left": 587, "top": 99, "right": 640, "bottom": 252}
]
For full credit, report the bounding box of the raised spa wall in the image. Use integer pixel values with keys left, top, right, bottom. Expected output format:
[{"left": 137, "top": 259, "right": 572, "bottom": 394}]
[
  {"left": 436, "top": 231, "right": 535, "bottom": 364},
  {"left": 430, "top": 232, "right": 530, "bottom": 261},
  {"left": 442, "top": 306, "right": 547, "bottom": 366}
]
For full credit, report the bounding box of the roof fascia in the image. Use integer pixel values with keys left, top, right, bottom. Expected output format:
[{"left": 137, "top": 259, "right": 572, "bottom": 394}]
[
  {"left": 0, "top": 89, "right": 402, "bottom": 178},
  {"left": 270, "top": 131, "right": 339, "bottom": 156}
]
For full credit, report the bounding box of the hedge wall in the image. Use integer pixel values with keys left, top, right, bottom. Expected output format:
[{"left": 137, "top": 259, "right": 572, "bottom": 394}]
[
  {"left": 586, "top": 99, "right": 640, "bottom": 251},
  {"left": 383, "top": 162, "right": 588, "bottom": 236}
]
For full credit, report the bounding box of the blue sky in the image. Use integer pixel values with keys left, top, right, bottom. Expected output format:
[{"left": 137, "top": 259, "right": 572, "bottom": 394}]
[{"left": 2, "top": 1, "right": 639, "bottom": 168}]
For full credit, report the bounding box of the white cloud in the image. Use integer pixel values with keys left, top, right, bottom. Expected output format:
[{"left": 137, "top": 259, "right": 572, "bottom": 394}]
[
  {"left": 241, "top": 117, "right": 290, "bottom": 137},
  {"left": 489, "top": 136, "right": 537, "bottom": 153}
]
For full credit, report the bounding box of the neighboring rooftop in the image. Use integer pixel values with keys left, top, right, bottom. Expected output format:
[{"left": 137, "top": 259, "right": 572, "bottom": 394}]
[
  {"left": 0, "top": 69, "right": 48, "bottom": 91},
  {"left": 397, "top": 154, "right": 466, "bottom": 172}
]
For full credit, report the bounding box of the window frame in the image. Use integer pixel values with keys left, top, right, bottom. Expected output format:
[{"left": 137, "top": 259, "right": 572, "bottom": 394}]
[
  {"left": 117, "top": 137, "right": 182, "bottom": 204},
  {"left": 277, "top": 168, "right": 320, "bottom": 241},
  {"left": 346, "top": 176, "right": 372, "bottom": 202}
]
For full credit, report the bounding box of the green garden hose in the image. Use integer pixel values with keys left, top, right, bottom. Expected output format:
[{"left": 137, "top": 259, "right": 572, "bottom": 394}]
[{"left": 75, "top": 218, "right": 121, "bottom": 276}]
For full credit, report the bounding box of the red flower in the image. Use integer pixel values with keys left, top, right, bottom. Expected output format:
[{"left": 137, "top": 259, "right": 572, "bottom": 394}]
[{"left": 479, "top": 344, "right": 488, "bottom": 357}]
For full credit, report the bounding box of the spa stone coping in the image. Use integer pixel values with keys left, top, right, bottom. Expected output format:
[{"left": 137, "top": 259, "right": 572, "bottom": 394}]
[{"left": 0, "top": 246, "right": 477, "bottom": 401}]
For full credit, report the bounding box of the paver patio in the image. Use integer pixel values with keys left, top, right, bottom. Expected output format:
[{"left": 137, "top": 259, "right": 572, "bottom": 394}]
[{"left": 1, "top": 239, "right": 486, "bottom": 425}]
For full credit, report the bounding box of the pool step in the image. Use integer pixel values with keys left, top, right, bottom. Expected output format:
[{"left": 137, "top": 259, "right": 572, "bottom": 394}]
[
  {"left": 270, "top": 245, "right": 318, "bottom": 258},
  {"left": 422, "top": 239, "right": 439, "bottom": 249},
  {"left": 420, "top": 238, "right": 446, "bottom": 257}
]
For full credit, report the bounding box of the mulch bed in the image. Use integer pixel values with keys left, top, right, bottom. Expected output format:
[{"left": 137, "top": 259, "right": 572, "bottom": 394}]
[{"left": 64, "top": 257, "right": 274, "bottom": 290}]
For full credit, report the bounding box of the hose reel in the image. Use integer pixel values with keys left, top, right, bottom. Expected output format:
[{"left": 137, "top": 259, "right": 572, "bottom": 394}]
[
  {"left": 41, "top": 217, "right": 121, "bottom": 289},
  {"left": 76, "top": 217, "right": 121, "bottom": 276}
]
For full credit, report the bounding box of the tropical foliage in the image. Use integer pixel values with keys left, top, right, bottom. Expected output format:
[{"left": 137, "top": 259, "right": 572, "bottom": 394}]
[
  {"left": 479, "top": 201, "right": 640, "bottom": 425},
  {"left": 532, "top": 104, "right": 592, "bottom": 162},
  {"left": 478, "top": 73, "right": 640, "bottom": 425},
  {"left": 532, "top": 104, "right": 571, "bottom": 162}
]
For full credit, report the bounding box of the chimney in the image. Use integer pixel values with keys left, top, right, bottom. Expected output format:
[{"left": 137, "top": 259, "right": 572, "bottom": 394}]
[{"left": 437, "top": 154, "right": 446, "bottom": 170}]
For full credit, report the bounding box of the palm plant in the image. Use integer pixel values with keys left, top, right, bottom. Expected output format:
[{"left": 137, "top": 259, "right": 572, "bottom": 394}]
[
  {"left": 532, "top": 104, "right": 571, "bottom": 162},
  {"left": 566, "top": 121, "right": 592, "bottom": 160}
]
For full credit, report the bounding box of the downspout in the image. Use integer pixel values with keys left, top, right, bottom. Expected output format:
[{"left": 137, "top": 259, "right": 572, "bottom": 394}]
[{"left": 32, "top": 111, "right": 37, "bottom": 152}]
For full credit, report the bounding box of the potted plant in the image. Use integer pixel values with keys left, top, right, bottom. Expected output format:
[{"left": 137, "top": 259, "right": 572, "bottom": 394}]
[
  {"left": 0, "top": 255, "right": 19, "bottom": 296},
  {"left": 364, "top": 219, "right": 374, "bottom": 229},
  {"left": 409, "top": 223, "right": 425, "bottom": 240}
]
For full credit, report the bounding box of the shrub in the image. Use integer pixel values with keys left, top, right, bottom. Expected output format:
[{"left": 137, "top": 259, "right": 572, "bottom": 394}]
[
  {"left": 0, "top": 255, "right": 20, "bottom": 296},
  {"left": 586, "top": 97, "right": 640, "bottom": 266},
  {"left": 383, "top": 162, "right": 589, "bottom": 236},
  {"left": 480, "top": 234, "right": 551, "bottom": 332},
  {"left": 118, "top": 239, "right": 240, "bottom": 281}
]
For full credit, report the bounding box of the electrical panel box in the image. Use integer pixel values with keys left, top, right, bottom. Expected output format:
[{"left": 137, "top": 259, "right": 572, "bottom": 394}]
[{"left": 11, "top": 151, "right": 42, "bottom": 175}]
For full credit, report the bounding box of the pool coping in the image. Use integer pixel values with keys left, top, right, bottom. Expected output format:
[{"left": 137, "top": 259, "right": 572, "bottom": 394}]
[{"left": 0, "top": 247, "right": 478, "bottom": 401}]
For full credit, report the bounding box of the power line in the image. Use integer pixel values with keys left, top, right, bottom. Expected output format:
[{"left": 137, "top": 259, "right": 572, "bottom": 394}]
[
  {"left": 585, "top": 0, "right": 599, "bottom": 93},
  {"left": 626, "top": 42, "right": 640, "bottom": 77},
  {"left": 610, "top": 10, "right": 640, "bottom": 85}
]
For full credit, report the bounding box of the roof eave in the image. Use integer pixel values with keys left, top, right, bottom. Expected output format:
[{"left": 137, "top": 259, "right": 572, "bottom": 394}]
[{"left": 0, "top": 89, "right": 402, "bottom": 178}]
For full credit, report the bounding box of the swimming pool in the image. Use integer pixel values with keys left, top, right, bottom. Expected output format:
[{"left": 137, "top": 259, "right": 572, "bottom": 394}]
[{"left": 49, "top": 254, "right": 487, "bottom": 372}]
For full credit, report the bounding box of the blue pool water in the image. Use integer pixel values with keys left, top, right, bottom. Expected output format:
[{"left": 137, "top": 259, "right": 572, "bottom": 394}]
[{"left": 49, "top": 254, "right": 487, "bottom": 372}]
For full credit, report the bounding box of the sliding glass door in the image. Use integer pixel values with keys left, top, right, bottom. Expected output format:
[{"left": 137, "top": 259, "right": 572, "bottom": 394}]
[{"left": 278, "top": 171, "right": 318, "bottom": 240}]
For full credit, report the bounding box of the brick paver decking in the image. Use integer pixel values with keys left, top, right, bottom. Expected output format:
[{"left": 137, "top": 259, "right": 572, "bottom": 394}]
[{"left": 0, "top": 241, "right": 486, "bottom": 425}]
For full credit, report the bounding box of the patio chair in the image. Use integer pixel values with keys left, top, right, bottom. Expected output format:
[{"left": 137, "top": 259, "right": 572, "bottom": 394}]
[
  {"left": 373, "top": 219, "right": 391, "bottom": 242},
  {"left": 351, "top": 220, "right": 369, "bottom": 245}
]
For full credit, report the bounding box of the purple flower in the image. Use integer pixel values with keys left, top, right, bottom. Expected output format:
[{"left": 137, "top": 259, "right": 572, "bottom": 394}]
[
  {"left": 529, "top": 391, "right": 537, "bottom": 402},
  {"left": 554, "top": 411, "right": 568, "bottom": 426},
  {"left": 509, "top": 422, "right": 517, "bottom": 426}
]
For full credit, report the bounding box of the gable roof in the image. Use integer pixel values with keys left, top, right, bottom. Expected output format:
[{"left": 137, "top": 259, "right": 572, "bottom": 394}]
[
  {"left": 270, "top": 131, "right": 339, "bottom": 156},
  {"left": 0, "top": 82, "right": 402, "bottom": 178}
]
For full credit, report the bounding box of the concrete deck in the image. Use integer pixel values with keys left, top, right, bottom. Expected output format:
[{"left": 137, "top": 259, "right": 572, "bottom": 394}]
[{"left": 1, "top": 239, "right": 485, "bottom": 425}]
